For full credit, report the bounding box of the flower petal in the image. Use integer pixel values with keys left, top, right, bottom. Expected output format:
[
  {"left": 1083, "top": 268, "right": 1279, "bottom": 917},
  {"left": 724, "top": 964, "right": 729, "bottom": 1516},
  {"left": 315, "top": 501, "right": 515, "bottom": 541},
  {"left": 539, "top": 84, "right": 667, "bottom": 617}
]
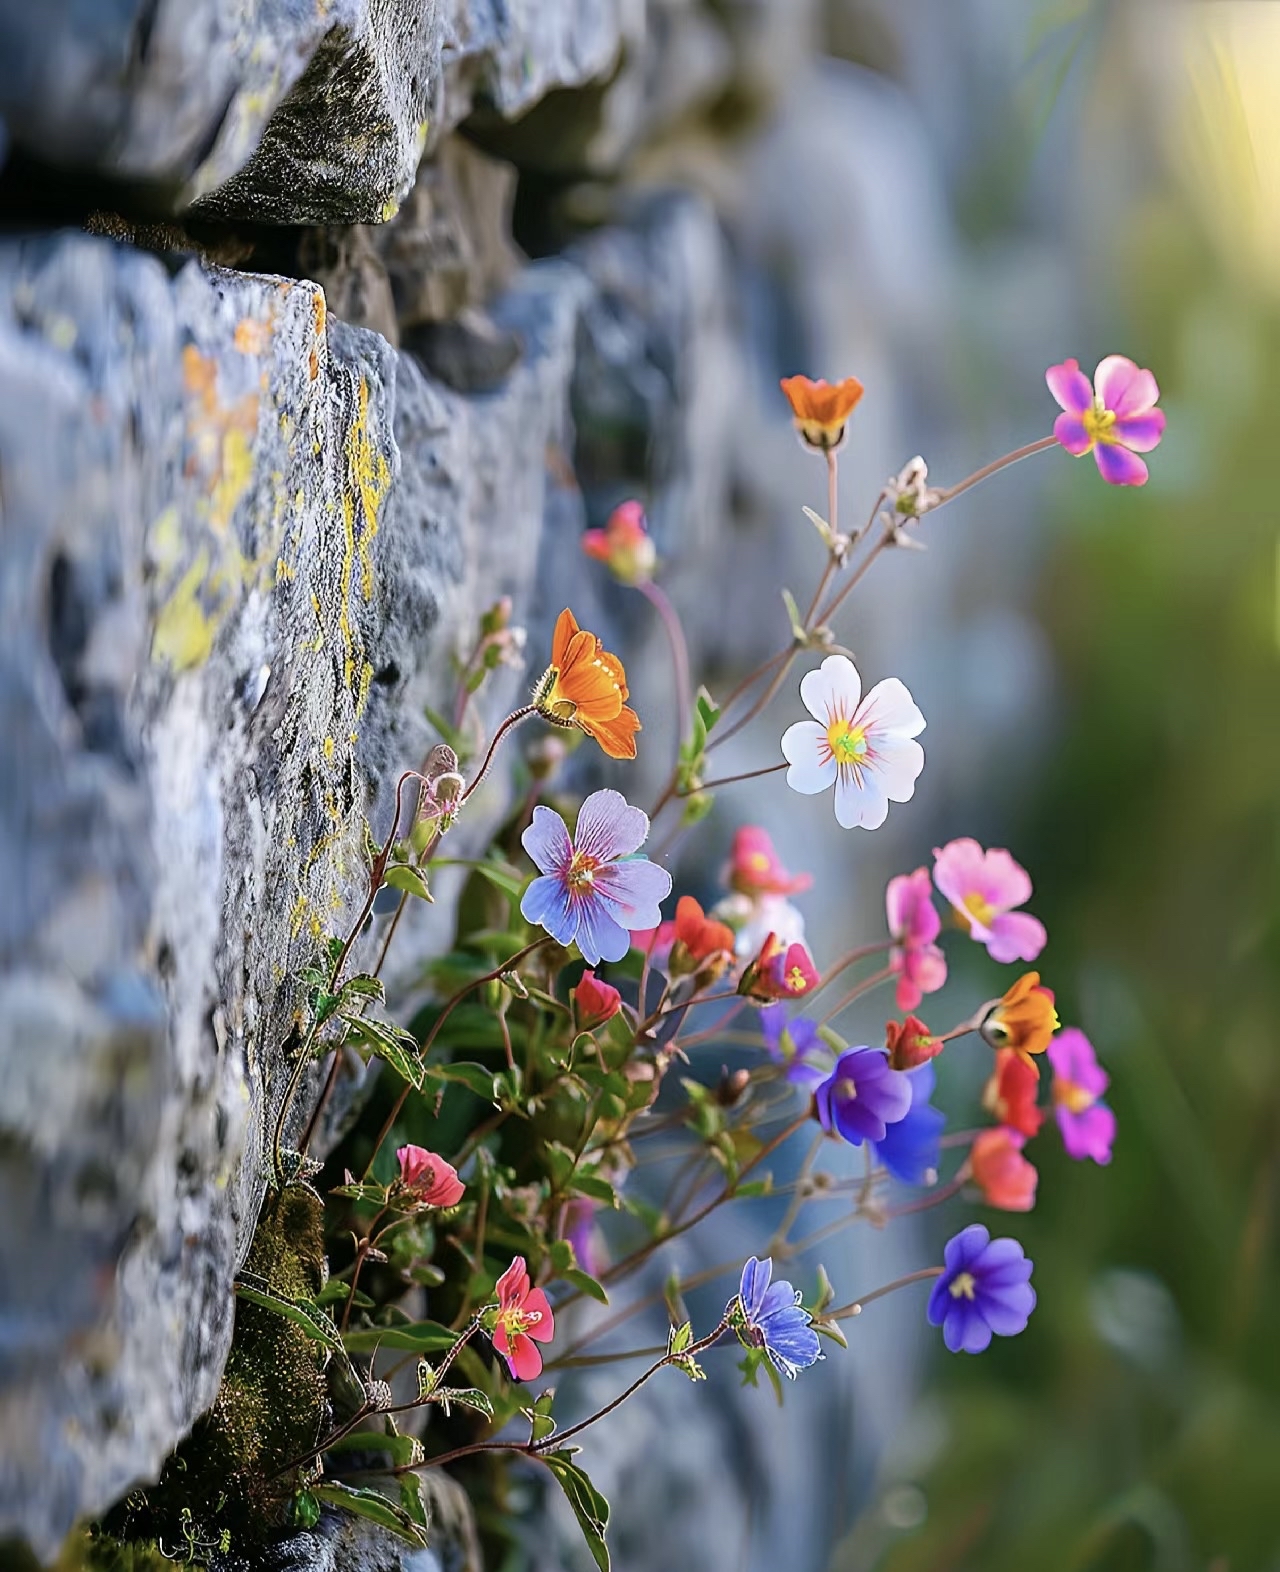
[
  {"left": 524, "top": 1287, "right": 556, "bottom": 1342},
  {"left": 870, "top": 735, "right": 925, "bottom": 803},
  {"left": 521, "top": 806, "right": 573, "bottom": 876},
  {"left": 1112, "top": 409, "right": 1166, "bottom": 452},
  {"left": 496, "top": 1257, "right": 530, "bottom": 1306},
  {"left": 574, "top": 897, "right": 632, "bottom": 967},
  {"left": 508, "top": 1331, "right": 544, "bottom": 1381},
  {"left": 1045, "top": 358, "right": 1093, "bottom": 414},
  {"left": 1094, "top": 355, "right": 1159, "bottom": 418},
  {"left": 520, "top": 874, "right": 577, "bottom": 947},
  {"left": 834, "top": 765, "right": 889, "bottom": 830},
  {"left": 943, "top": 1223, "right": 990, "bottom": 1272},
  {"left": 799, "top": 654, "right": 861, "bottom": 725},
  {"left": 985, "top": 910, "right": 1047, "bottom": 965},
  {"left": 740, "top": 1256, "right": 771, "bottom": 1318},
  {"left": 976, "top": 1287, "right": 1034, "bottom": 1336},
  {"left": 1093, "top": 442, "right": 1149, "bottom": 486},
  {"left": 574, "top": 789, "right": 649, "bottom": 862},
  {"left": 592, "top": 857, "right": 672, "bottom": 928},
  {"left": 782, "top": 721, "right": 838, "bottom": 794},
  {"left": 1048, "top": 1028, "right": 1108, "bottom": 1096},
  {"left": 1053, "top": 411, "right": 1092, "bottom": 456},
  {"left": 857, "top": 676, "right": 925, "bottom": 740},
  {"left": 584, "top": 703, "right": 640, "bottom": 760}
]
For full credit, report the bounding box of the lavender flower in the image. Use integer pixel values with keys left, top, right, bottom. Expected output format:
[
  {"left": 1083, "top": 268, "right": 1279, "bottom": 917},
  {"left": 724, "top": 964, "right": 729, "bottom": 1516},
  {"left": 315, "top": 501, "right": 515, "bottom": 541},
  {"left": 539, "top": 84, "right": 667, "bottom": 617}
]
[
  {"left": 814, "top": 1048, "right": 912, "bottom": 1146},
  {"left": 927, "top": 1224, "right": 1036, "bottom": 1354},
  {"left": 737, "top": 1256, "right": 821, "bottom": 1378},
  {"left": 874, "top": 1061, "right": 945, "bottom": 1184},
  {"left": 760, "top": 1004, "right": 828, "bottom": 1090},
  {"left": 520, "top": 789, "right": 672, "bottom": 965}
]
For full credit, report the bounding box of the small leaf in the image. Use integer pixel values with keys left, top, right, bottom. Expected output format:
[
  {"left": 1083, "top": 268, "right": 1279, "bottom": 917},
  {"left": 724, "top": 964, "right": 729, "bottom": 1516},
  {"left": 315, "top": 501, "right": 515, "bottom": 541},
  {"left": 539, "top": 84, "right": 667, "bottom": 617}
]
[
  {"left": 344, "top": 1017, "right": 424, "bottom": 1090},
  {"left": 543, "top": 1451, "right": 611, "bottom": 1572},
  {"left": 429, "top": 1386, "right": 494, "bottom": 1420},
  {"left": 694, "top": 687, "right": 721, "bottom": 735},
  {"left": 781, "top": 587, "right": 807, "bottom": 642},
  {"left": 311, "top": 1482, "right": 429, "bottom": 1549},
  {"left": 290, "top": 1490, "right": 321, "bottom": 1530},
  {"left": 561, "top": 1268, "right": 608, "bottom": 1305},
  {"left": 666, "top": 1321, "right": 705, "bottom": 1382},
  {"left": 341, "top": 1320, "right": 459, "bottom": 1354},
  {"left": 384, "top": 864, "right": 433, "bottom": 903},
  {"left": 324, "top": 1429, "right": 423, "bottom": 1468},
  {"left": 523, "top": 1389, "right": 557, "bottom": 1445},
  {"left": 426, "top": 1061, "right": 500, "bottom": 1101},
  {"left": 734, "top": 1178, "right": 773, "bottom": 1199},
  {"left": 668, "top": 1321, "right": 693, "bottom": 1356},
  {"left": 340, "top": 973, "right": 386, "bottom": 1004},
  {"left": 234, "top": 1277, "right": 344, "bottom": 1353}
]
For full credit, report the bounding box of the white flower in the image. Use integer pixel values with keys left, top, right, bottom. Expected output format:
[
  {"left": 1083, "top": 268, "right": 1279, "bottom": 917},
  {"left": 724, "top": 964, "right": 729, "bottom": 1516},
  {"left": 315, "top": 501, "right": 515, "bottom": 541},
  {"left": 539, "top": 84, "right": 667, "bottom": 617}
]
[
  {"left": 715, "top": 891, "right": 808, "bottom": 959},
  {"left": 780, "top": 655, "right": 925, "bottom": 830}
]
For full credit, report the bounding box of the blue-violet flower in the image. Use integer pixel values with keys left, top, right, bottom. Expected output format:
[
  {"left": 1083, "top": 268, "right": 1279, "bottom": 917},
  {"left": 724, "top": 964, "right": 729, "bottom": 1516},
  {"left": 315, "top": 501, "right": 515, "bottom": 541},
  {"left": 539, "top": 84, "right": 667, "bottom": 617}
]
[
  {"left": 760, "top": 1004, "right": 828, "bottom": 1090},
  {"left": 927, "top": 1224, "right": 1036, "bottom": 1354},
  {"left": 874, "top": 1060, "right": 945, "bottom": 1184},
  {"left": 737, "top": 1256, "right": 822, "bottom": 1378},
  {"left": 815, "top": 1048, "right": 912, "bottom": 1146}
]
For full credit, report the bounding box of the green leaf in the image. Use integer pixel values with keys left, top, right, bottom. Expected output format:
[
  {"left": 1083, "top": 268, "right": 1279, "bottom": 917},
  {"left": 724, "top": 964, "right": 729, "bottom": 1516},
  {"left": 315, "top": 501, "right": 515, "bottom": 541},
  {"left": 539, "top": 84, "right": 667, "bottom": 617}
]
[
  {"left": 734, "top": 1178, "right": 773, "bottom": 1199},
  {"left": 423, "top": 705, "right": 464, "bottom": 755},
  {"left": 344, "top": 1017, "right": 424, "bottom": 1090},
  {"left": 694, "top": 686, "right": 721, "bottom": 735},
  {"left": 679, "top": 791, "right": 714, "bottom": 829},
  {"left": 290, "top": 1490, "right": 321, "bottom": 1530},
  {"left": 383, "top": 864, "right": 433, "bottom": 903},
  {"left": 543, "top": 1451, "right": 611, "bottom": 1572},
  {"left": 424, "top": 1060, "right": 500, "bottom": 1102},
  {"left": 311, "top": 1482, "right": 430, "bottom": 1549},
  {"left": 316, "top": 1280, "right": 375, "bottom": 1311},
  {"left": 781, "top": 587, "right": 807, "bottom": 643},
  {"left": 561, "top": 1268, "right": 609, "bottom": 1305},
  {"left": 329, "top": 1179, "right": 390, "bottom": 1206},
  {"left": 666, "top": 1320, "right": 704, "bottom": 1382},
  {"left": 341, "top": 1320, "right": 460, "bottom": 1354},
  {"left": 234, "top": 1277, "right": 344, "bottom": 1354},
  {"left": 340, "top": 973, "right": 386, "bottom": 1004},
  {"left": 432, "top": 856, "right": 526, "bottom": 902},
  {"left": 570, "top": 1172, "right": 619, "bottom": 1207},
  {"left": 324, "top": 1429, "right": 423, "bottom": 1468},
  {"left": 429, "top": 1386, "right": 494, "bottom": 1420},
  {"left": 523, "top": 1389, "right": 557, "bottom": 1444}
]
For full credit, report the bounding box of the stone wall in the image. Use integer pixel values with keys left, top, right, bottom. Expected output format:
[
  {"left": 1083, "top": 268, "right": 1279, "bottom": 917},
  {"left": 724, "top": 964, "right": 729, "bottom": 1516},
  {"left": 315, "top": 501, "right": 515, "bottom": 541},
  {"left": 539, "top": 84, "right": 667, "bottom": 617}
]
[{"left": 0, "top": 2, "right": 1064, "bottom": 1566}]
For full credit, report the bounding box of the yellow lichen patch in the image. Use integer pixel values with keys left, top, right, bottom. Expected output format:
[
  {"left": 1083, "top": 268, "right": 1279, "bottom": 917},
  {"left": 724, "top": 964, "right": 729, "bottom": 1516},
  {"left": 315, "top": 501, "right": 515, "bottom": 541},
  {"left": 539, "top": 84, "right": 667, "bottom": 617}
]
[
  {"left": 152, "top": 550, "right": 217, "bottom": 670},
  {"left": 210, "top": 426, "right": 256, "bottom": 531},
  {"left": 234, "top": 317, "right": 273, "bottom": 356},
  {"left": 346, "top": 377, "right": 391, "bottom": 599}
]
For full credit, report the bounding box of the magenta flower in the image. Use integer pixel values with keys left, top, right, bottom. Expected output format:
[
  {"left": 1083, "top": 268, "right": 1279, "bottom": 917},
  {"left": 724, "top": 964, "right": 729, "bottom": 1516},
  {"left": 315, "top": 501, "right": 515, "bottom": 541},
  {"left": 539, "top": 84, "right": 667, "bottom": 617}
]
[
  {"left": 933, "top": 838, "right": 1046, "bottom": 965},
  {"left": 1046, "top": 355, "right": 1165, "bottom": 486},
  {"left": 886, "top": 866, "right": 947, "bottom": 1012},
  {"left": 1048, "top": 1028, "right": 1116, "bottom": 1165},
  {"left": 521, "top": 789, "right": 672, "bottom": 966}
]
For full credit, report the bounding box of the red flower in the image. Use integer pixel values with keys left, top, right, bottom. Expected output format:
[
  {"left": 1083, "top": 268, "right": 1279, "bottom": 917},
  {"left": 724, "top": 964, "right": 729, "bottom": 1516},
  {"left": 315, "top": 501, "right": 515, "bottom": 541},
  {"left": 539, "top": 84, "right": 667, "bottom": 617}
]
[
  {"left": 982, "top": 1049, "right": 1044, "bottom": 1139},
  {"left": 669, "top": 895, "right": 736, "bottom": 977},
  {"left": 573, "top": 969, "right": 622, "bottom": 1031},
  {"left": 395, "top": 1146, "right": 465, "bottom": 1208},
  {"left": 885, "top": 1015, "right": 942, "bottom": 1072},
  {"left": 970, "top": 1128, "right": 1037, "bottom": 1213},
  {"left": 725, "top": 826, "right": 812, "bottom": 898},
  {"left": 581, "top": 500, "right": 657, "bottom": 585},
  {"left": 492, "top": 1256, "right": 556, "bottom": 1381},
  {"left": 740, "top": 932, "right": 820, "bottom": 1002}
]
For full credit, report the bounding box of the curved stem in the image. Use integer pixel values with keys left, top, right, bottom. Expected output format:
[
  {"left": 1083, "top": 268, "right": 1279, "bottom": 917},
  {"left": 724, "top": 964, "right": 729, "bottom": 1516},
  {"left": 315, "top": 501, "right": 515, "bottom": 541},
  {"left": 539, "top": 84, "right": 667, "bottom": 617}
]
[
  {"left": 816, "top": 964, "right": 895, "bottom": 1027},
  {"left": 461, "top": 706, "right": 537, "bottom": 803},
  {"left": 703, "top": 653, "right": 796, "bottom": 757},
  {"left": 827, "top": 1266, "right": 944, "bottom": 1322},
  {"left": 638, "top": 579, "right": 692, "bottom": 760},
  {"left": 687, "top": 759, "right": 788, "bottom": 794},
  {"left": 933, "top": 434, "right": 1057, "bottom": 506}
]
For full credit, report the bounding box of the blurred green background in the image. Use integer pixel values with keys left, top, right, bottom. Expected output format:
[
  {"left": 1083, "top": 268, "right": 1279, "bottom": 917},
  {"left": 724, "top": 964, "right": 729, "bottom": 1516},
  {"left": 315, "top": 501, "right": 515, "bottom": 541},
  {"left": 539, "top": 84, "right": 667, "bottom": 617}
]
[{"left": 828, "top": 3, "right": 1280, "bottom": 1568}]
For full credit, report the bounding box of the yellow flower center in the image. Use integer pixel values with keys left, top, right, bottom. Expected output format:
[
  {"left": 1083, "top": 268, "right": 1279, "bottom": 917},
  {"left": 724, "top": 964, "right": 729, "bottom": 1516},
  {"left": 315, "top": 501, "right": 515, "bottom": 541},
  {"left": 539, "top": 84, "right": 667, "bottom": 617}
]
[
  {"left": 1055, "top": 1079, "right": 1095, "bottom": 1115},
  {"left": 567, "top": 852, "right": 599, "bottom": 892},
  {"left": 786, "top": 965, "right": 810, "bottom": 993},
  {"left": 949, "top": 1271, "right": 977, "bottom": 1301},
  {"left": 835, "top": 1075, "right": 858, "bottom": 1102},
  {"left": 533, "top": 664, "right": 578, "bottom": 725},
  {"left": 826, "top": 717, "right": 868, "bottom": 767},
  {"left": 499, "top": 1306, "right": 542, "bottom": 1337},
  {"left": 963, "top": 891, "right": 996, "bottom": 928},
  {"left": 1082, "top": 404, "right": 1118, "bottom": 445}
]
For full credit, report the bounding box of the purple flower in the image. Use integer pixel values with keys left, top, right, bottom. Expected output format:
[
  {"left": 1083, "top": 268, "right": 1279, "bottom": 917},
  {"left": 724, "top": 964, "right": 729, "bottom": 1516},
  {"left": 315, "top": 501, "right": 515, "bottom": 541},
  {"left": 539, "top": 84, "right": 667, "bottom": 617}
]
[
  {"left": 814, "top": 1048, "right": 912, "bottom": 1146},
  {"left": 927, "top": 1224, "right": 1036, "bottom": 1354},
  {"left": 874, "top": 1061, "right": 945, "bottom": 1184},
  {"left": 1048, "top": 1028, "right": 1116, "bottom": 1165},
  {"left": 760, "top": 1004, "right": 829, "bottom": 1091},
  {"left": 737, "top": 1256, "right": 821, "bottom": 1378},
  {"left": 520, "top": 789, "right": 672, "bottom": 965}
]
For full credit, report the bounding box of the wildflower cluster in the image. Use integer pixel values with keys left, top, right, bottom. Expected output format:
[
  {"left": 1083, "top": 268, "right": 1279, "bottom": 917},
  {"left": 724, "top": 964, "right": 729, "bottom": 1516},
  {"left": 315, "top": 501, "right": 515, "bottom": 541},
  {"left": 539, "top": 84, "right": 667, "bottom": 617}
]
[{"left": 188, "top": 353, "right": 1157, "bottom": 1569}]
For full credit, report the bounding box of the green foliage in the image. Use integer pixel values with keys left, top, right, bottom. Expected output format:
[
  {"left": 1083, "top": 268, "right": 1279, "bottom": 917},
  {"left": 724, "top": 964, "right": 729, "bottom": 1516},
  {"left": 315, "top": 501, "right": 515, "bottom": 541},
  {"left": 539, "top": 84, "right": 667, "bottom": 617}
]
[{"left": 543, "top": 1452, "right": 611, "bottom": 1572}]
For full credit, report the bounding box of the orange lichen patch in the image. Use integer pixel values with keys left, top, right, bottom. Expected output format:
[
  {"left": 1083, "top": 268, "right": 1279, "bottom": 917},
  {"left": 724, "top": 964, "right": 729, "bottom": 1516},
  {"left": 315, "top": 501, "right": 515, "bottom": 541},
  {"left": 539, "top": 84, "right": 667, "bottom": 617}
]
[{"left": 234, "top": 318, "right": 273, "bottom": 356}]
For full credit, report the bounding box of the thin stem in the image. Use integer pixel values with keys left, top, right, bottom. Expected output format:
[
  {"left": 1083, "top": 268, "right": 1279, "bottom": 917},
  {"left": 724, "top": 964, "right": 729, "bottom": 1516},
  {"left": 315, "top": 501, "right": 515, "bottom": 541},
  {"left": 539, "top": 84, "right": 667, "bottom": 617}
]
[
  {"left": 827, "top": 1266, "right": 944, "bottom": 1322},
  {"left": 817, "top": 964, "right": 895, "bottom": 1027},
  {"left": 688, "top": 760, "right": 789, "bottom": 794},
  {"left": 703, "top": 654, "right": 795, "bottom": 756},
  {"left": 933, "top": 434, "right": 1057, "bottom": 506},
  {"left": 806, "top": 940, "right": 892, "bottom": 1004},
  {"left": 638, "top": 579, "right": 692, "bottom": 760},
  {"left": 359, "top": 938, "right": 550, "bottom": 1180},
  {"left": 881, "top": 1170, "right": 968, "bottom": 1221},
  {"left": 801, "top": 450, "right": 841, "bottom": 624},
  {"left": 460, "top": 706, "right": 537, "bottom": 803},
  {"left": 767, "top": 1131, "right": 826, "bottom": 1253}
]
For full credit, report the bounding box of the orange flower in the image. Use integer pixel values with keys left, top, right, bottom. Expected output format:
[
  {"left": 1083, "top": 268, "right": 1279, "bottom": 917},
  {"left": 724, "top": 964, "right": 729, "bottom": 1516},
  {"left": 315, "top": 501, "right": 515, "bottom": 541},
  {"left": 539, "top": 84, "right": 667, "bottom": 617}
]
[
  {"left": 533, "top": 608, "right": 640, "bottom": 760},
  {"left": 669, "top": 895, "right": 735, "bottom": 979},
  {"left": 970, "top": 1127, "right": 1038, "bottom": 1212},
  {"left": 979, "top": 972, "right": 1060, "bottom": 1071},
  {"left": 779, "top": 374, "right": 865, "bottom": 452}
]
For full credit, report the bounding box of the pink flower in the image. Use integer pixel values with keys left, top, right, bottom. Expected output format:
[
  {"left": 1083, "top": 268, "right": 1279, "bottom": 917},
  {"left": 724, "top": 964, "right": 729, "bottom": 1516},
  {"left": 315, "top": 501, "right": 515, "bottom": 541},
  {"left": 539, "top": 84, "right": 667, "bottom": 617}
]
[
  {"left": 631, "top": 920, "right": 677, "bottom": 970},
  {"left": 1046, "top": 355, "right": 1165, "bottom": 486},
  {"left": 581, "top": 499, "right": 657, "bottom": 585},
  {"left": 885, "top": 866, "right": 947, "bottom": 1012},
  {"left": 740, "top": 933, "right": 820, "bottom": 1002},
  {"left": 492, "top": 1256, "right": 555, "bottom": 1382},
  {"left": 725, "top": 827, "right": 813, "bottom": 899},
  {"left": 395, "top": 1146, "right": 465, "bottom": 1208},
  {"left": 1048, "top": 1028, "right": 1116, "bottom": 1165},
  {"left": 572, "top": 969, "right": 622, "bottom": 1031},
  {"left": 933, "top": 838, "right": 1046, "bottom": 965}
]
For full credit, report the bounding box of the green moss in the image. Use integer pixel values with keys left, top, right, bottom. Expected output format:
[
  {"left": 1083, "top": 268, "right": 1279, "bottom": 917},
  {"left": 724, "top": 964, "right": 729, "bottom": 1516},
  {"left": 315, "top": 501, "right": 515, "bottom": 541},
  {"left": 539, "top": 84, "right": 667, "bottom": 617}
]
[{"left": 99, "top": 1188, "right": 331, "bottom": 1559}]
